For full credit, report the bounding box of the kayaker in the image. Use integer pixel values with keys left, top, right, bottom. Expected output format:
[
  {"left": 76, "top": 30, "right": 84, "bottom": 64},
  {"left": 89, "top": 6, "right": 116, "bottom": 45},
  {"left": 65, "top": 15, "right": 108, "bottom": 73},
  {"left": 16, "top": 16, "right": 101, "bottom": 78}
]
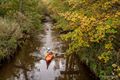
[
  {"left": 45, "top": 51, "right": 54, "bottom": 69},
  {"left": 45, "top": 52, "right": 54, "bottom": 61}
]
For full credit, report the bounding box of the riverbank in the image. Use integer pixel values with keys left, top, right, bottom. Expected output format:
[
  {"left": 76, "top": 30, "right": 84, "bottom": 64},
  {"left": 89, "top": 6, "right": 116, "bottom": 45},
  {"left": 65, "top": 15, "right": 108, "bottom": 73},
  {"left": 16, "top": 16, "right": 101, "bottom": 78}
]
[
  {"left": 0, "top": 34, "right": 41, "bottom": 80},
  {"left": 0, "top": 18, "right": 42, "bottom": 66},
  {"left": 0, "top": 0, "right": 46, "bottom": 66}
]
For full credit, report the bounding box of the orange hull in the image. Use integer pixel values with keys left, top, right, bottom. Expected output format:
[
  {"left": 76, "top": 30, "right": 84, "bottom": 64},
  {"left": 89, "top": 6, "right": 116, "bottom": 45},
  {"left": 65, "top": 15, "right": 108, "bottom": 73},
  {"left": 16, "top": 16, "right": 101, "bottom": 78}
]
[
  {"left": 45, "top": 53, "right": 54, "bottom": 69},
  {"left": 45, "top": 53, "right": 54, "bottom": 61}
]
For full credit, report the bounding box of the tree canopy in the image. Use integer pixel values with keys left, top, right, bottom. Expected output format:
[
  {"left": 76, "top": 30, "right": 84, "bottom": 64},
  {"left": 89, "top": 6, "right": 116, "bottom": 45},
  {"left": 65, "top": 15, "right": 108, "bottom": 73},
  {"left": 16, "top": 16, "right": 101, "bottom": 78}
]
[{"left": 48, "top": 0, "right": 120, "bottom": 79}]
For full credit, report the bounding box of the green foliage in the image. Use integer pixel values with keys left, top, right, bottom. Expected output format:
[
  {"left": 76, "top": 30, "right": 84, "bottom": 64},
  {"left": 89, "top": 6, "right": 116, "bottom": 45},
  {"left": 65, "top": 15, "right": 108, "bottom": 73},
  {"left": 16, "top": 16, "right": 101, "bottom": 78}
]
[
  {"left": 0, "top": 18, "right": 20, "bottom": 58},
  {"left": 48, "top": 0, "right": 120, "bottom": 79},
  {"left": 0, "top": 0, "right": 45, "bottom": 60}
]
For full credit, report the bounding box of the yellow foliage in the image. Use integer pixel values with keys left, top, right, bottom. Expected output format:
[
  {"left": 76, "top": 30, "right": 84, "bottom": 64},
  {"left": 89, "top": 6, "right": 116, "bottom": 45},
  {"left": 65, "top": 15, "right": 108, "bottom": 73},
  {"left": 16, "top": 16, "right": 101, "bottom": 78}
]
[
  {"left": 49, "top": 0, "right": 120, "bottom": 79},
  {"left": 118, "top": 73, "right": 120, "bottom": 78},
  {"left": 112, "top": 64, "right": 117, "bottom": 68},
  {"left": 105, "top": 43, "right": 113, "bottom": 50},
  {"left": 98, "top": 51, "right": 111, "bottom": 63},
  {"left": 112, "top": 64, "right": 120, "bottom": 78}
]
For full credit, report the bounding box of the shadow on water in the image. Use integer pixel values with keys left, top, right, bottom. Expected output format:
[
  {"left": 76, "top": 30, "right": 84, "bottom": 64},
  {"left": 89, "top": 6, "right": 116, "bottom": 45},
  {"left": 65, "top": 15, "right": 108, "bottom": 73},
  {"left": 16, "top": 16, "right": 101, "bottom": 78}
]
[{"left": 0, "top": 16, "right": 98, "bottom": 80}]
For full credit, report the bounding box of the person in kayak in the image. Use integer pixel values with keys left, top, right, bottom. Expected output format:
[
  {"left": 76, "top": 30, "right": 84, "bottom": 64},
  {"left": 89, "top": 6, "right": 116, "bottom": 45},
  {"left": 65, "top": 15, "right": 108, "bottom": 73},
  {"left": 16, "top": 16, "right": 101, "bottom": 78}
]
[{"left": 45, "top": 51, "right": 54, "bottom": 69}]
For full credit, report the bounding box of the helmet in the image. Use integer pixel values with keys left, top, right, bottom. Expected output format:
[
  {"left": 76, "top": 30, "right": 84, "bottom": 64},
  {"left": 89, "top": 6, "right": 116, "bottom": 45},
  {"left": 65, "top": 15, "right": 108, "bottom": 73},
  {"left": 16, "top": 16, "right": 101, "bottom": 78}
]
[{"left": 47, "top": 47, "right": 51, "bottom": 51}]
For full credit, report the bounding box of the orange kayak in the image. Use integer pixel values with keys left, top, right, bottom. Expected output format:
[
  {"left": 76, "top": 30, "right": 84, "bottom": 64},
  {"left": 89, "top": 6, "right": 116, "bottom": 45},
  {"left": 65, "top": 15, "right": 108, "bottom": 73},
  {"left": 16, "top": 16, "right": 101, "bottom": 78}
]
[
  {"left": 45, "top": 53, "right": 54, "bottom": 61},
  {"left": 45, "top": 52, "right": 54, "bottom": 69}
]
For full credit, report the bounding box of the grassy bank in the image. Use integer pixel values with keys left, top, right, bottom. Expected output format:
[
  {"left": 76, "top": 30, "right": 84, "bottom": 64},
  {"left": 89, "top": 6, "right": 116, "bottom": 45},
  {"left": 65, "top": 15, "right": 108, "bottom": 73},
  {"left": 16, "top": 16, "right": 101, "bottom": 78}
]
[
  {"left": 46, "top": 0, "right": 120, "bottom": 80},
  {"left": 0, "top": 0, "right": 46, "bottom": 63}
]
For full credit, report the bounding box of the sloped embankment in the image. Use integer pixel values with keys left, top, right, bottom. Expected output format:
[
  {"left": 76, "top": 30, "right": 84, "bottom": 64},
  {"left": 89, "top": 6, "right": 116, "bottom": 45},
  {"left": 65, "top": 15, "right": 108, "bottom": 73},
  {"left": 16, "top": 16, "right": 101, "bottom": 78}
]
[{"left": 0, "top": 0, "right": 46, "bottom": 65}]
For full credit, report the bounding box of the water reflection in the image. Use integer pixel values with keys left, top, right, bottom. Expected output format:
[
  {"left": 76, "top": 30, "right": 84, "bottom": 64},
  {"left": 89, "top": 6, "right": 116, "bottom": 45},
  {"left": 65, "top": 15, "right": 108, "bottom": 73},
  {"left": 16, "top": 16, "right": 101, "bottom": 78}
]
[
  {"left": 27, "top": 16, "right": 66, "bottom": 80},
  {"left": 29, "top": 48, "right": 66, "bottom": 80}
]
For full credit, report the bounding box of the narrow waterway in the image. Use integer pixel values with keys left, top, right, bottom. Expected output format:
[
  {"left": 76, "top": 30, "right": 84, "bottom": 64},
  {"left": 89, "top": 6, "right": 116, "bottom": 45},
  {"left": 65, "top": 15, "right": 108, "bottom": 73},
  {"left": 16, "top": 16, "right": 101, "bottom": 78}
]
[{"left": 0, "top": 16, "right": 97, "bottom": 80}]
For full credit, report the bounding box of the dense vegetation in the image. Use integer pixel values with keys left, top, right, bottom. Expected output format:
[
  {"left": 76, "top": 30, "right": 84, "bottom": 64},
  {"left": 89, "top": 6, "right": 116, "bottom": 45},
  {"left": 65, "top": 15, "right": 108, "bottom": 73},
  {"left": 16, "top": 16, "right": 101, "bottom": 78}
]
[
  {"left": 0, "top": 0, "right": 120, "bottom": 79},
  {"left": 47, "top": 0, "right": 120, "bottom": 80},
  {"left": 0, "top": 0, "right": 45, "bottom": 62}
]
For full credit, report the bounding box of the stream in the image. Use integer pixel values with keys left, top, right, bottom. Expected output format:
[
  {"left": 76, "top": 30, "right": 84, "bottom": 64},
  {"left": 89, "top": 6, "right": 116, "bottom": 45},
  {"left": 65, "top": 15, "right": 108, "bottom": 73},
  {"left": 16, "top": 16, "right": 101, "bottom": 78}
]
[{"left": 0, "top": 16, "right": 97, "bottom": 80}]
